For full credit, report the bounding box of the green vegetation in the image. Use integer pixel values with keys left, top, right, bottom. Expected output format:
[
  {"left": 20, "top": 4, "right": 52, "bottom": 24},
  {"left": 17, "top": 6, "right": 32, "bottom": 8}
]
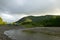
[
  {"left": 0, "top": 15, "right": 59, "bottom": 27},
  {"left": 0, "top": 17, "right": 7, "bottom": 25},
  {"left": 15, "top": 15, "right": 60, "bottom": 27}
]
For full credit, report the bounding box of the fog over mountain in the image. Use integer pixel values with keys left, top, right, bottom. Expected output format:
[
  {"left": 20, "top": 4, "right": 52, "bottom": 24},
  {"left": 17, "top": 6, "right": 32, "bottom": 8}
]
[{"left": 0, "top": 0, "right": 60, "bottom": 23}]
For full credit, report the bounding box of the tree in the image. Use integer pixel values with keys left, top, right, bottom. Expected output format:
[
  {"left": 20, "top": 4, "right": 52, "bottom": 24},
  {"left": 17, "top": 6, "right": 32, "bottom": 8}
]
[{"left": 0, "top": 17, "right": 7, "bottom": 25}]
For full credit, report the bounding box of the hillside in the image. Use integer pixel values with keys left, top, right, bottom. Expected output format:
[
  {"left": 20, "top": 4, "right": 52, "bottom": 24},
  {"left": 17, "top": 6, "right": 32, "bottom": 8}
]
[{"left": 14, "top": 15, "right": 60, "bottom": 27}]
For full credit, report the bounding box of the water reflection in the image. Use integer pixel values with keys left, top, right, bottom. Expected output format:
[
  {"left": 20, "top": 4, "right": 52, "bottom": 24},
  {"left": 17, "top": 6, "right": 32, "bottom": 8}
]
[{"left": 4, "top": 29, "right": 60, "bottom": 40}]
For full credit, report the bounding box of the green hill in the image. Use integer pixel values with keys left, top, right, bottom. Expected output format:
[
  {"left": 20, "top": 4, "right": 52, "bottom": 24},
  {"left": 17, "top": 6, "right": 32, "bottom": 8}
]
[{"left": 14, "top": 15, "right": 60, "bottom": 27}]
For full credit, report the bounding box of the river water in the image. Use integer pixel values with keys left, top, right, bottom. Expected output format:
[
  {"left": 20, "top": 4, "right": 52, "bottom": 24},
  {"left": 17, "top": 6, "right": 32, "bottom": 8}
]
[{"left": 4, "top": 27, "right": 60, "bottom": 40}]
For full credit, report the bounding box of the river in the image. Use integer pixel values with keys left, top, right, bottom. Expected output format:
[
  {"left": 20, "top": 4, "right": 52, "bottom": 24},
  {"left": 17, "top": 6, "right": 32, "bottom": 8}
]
[{"left": 4, "top": 27, "right": 60, "bottom": 40}]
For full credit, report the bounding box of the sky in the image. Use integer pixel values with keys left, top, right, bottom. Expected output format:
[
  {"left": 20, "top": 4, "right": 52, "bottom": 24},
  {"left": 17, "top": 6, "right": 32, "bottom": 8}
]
[{"left": 0, "top": 0, "right": 60, "bottom": 23}]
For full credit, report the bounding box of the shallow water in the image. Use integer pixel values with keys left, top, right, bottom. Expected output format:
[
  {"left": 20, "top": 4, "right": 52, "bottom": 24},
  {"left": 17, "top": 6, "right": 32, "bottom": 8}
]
[{"left": 4, "top": 28, "right": 60, "bottom": 40}]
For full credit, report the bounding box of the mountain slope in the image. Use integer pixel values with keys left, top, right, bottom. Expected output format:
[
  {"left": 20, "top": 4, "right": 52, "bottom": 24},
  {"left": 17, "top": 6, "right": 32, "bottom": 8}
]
[{"left": 15, "top": 15, "right": 60, "bottom": 27}]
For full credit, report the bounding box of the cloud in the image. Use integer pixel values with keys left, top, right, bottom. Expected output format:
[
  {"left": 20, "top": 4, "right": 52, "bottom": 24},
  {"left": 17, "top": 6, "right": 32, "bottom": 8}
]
[
  {"left": 0, "top": 0, "right": 60, "bottom": 22},
  {"left": 0, "top": 0, "right": 56, "bottom": 14},
  {"left": 0, "top": 12, "right": 28, "bottom": 23}
]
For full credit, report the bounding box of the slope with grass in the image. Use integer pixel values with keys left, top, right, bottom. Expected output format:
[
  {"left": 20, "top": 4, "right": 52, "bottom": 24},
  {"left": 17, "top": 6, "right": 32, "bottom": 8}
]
[{"left": 14, "top": 15, "right": 60, "bottom": 27}]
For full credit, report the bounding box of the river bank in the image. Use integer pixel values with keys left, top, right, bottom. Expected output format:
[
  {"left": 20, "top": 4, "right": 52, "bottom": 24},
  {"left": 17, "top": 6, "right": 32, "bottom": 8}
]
[
  {"left": 4, "top": 27, "right": 60, "bottom": 40},
  {"left": 0, "top": 25, "right": 60, "bottom": 40},
  {"left": 0, "top": 25, "right": 23, "bottom": 40}
]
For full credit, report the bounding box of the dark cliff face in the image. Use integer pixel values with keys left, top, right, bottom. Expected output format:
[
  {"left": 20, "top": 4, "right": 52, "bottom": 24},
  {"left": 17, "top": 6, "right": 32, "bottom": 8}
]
[{"left": 15, "top": 15, "right": 60, "bottom": 27}]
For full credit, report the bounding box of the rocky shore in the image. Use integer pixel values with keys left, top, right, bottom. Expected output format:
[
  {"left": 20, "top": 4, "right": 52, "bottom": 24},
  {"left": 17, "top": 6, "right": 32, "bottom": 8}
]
[
  {"left": 0, "top": 25, "right": 60, "bottom": 40},
  {"left": 4, "top": 27, "right": 60, "bottom": 40},
  {"left": 0, "top": 25, "right": 22, "bottom": 40},
  {"left": 0, "top": 33, "right": 12, "bottom": 40}
]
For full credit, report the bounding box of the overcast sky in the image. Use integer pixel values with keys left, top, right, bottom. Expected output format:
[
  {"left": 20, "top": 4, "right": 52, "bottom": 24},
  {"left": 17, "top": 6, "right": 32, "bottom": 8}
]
[{"left": 0, "top": 0, "right": 60, "bottom": 23}]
